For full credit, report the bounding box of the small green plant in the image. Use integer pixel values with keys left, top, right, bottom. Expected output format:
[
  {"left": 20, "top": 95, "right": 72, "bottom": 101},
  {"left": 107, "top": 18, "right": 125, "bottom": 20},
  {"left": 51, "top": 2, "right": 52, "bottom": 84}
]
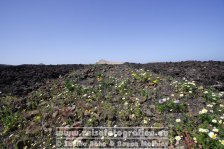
[
  {"left": 158, "top": 100, "right": 187, "bottom": 112},
  {"left": 96, "top": 73, "right": 104, "bottom": 82},
  {"left": 118, "top": 109, "right": 129, "bottom": 121},
  {"left": 65, "top": 80, "right": 75, "bottom": 92},
  {"left": 133, "top": 103, "right": 142, "bottom": 118},
  {"left": 0, "top": 107, "right": 19, "bottom": 134},
  {"left": 198, "top": 113, "right": 213, "bottom": 124},
  {"left": 86, "top": 113, "right": 98, "bottom": 126},
  {"left": 203, "top": 90, "right": 219, "bottom": 102},
  {"left": 116, "top": 79, "right": 129, "bottom": 94},
  {"left": 34, "top": 115, "right": 41, "bottom": 123},
  {"left": 131, "top": 69, "right": 151, "bottom": 83}
]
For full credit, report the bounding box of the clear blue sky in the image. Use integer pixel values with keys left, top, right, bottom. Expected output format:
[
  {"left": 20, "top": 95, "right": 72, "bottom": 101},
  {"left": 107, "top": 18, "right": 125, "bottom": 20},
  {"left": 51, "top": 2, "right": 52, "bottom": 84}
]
[{"left": 0, "top": 0, "right": 224, "bottom": 64}]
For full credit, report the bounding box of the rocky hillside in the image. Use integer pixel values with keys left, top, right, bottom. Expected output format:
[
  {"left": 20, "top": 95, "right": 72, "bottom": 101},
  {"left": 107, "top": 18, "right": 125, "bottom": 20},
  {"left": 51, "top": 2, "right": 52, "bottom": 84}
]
[{"left": 0, "top": 62, "right": 224, "bottom": 148}]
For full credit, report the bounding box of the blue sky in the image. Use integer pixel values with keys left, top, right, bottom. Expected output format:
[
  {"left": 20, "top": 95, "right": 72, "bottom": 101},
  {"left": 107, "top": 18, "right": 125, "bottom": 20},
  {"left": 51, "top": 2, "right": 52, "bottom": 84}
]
[{"left": 0, "top": 0, "right": 224, "bottom": 64}]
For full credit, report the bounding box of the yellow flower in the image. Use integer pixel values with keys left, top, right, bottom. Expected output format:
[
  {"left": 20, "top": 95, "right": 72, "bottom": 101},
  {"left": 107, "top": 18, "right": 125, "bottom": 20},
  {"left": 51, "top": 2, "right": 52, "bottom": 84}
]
[
  {"left": 84, "top": 109, "right": 91, "bottom": 115},
  {"left": 34, "top": 116, "right": 41, "bottom": 122},
  {"left": 153, "top": 80, "right": 158, "bottom": 84},
  {"left": 208, "top": 132, "right": 217, "bottom": 139},
  {"left": 97, "top": 77, "right": 102, "bottom": 81}
]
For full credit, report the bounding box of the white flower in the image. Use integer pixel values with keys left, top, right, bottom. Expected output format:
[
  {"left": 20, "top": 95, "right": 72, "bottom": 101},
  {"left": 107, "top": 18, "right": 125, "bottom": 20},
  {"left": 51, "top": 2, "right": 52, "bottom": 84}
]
[
  {"left": 0, "top": 91, "right": 2, "bottom": 94},
  {"left": 143, "top": 119, "right": 148, "bottom": 124},
  {"left": 131, "top": 114, "right": 135, "bottom": 118},
  {"left": 199, "top": 128, "right": 209, "bottom": 133},
  {"left": 189, "top": 91, "right": 192, "bottom": 94},
  {"left": 135, "top": 102, "right": 140, "bottom": 106},
  {"left": 204, "top": 91, "right": 208, "bottom": 94},
  {"left": 171, "top": 94, "right": 175, "bottom": 97},
  {"left": 193, "top": 137, "right": 197, "bottom": 143},
  {"left": 219, "top": 120, "right": 222, "bottom": 124},
  {"left": 199, "top": 108, "right": 208, "bottom": 114},
  {"left": 208, "top": 132, "right": 217, "bottom": 139},
  {"left": 176, "top": 119, "right": 181, "bottom": 123},
  {"left": 212, "top": 119, "right": 217, "bottom": 123},
  {"left": 175, "top": 136, "right": 181, "bottom": 141},
  {"left": 173, "top": 100, "right": 180, "bottom": 104},
  {"left": 207, "top": 104, "right": 213, "bottom": 108},
  {"left": 180, "top": 94, "right": 184, "bottom": 97},
  {"left": 220, "top": 104, "right": 224, "bottom": 108},
  {"left": 212, "top": 102, "right": 216, "bottom": 105},
  {"left": 212, "top": 128, "right": 219, "bottom": 133},
  {"left": 122, "top": 97, "right": 125, "bottom": 100},
  {"left": 173, "top": 81, "right": 178, "bottom": 84},
  {"left": 159, "top": 98, "right": 167, "bottom": 104},
  {"left": 9, "top": 134, "right": 14, "bottom": 138},
  {"left": 219, "top": 140, "right": 224, "bottom": 145},
  {"left": 124, "top": 101, "right": 128, "bottom": 106}
]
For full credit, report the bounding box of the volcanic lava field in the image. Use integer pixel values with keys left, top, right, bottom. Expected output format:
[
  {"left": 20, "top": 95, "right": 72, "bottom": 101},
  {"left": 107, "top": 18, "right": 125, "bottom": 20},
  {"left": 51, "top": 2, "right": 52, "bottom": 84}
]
[{"left": 0, "top": 61, "right": 224, "bottom": 148}]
